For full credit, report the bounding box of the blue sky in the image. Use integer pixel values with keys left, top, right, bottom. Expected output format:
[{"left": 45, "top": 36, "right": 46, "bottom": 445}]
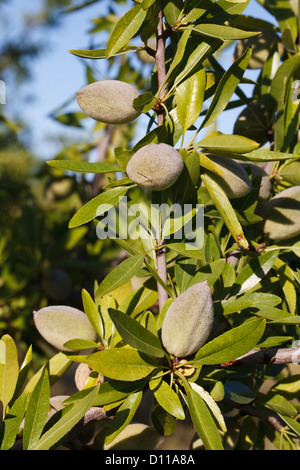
[{"left": 2, "top": 0, "right": 276, "bottom": 161}]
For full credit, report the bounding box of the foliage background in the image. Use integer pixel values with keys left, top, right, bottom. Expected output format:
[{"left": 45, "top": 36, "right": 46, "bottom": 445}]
[{"left": 0, "top": 0, "right": 300, "bottom": 450}]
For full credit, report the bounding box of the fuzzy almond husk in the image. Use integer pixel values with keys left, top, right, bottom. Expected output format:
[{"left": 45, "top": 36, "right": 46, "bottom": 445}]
[
  {"left": 203, "top": 155, "right": 252, "bottom": 199},
  {"left": 76, "top": 80, "right": 141, "bottom": 124},
  {"left": 161, "top": 282, "right": 214, "bottom": 358},
  {"left": 33, "top": 305, "right": 97, "bottom": 351},
  {"left": 263, "top": 185, "right": 300, "bottom": 240},
  {"left": 126, "top": 143, "right": 184, "bottom": 190}
]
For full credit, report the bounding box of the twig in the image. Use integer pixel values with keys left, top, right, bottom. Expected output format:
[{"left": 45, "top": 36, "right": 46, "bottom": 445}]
[
  {"left": 155, "top": 3, "right": 167, "bottom": 126},
  {"left": 222, "top": 397, "right": 285, "bottom": 432},
  {"left": 154, "top": 2, "right": 169, "bottom": 311},
  {"left": 220, "top": 347, "right": 300, "bottom": 366}
]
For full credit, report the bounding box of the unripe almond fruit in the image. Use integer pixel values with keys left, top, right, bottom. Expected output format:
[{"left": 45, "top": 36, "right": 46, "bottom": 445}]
[
  {"left": 126, "top": 143, "right": 184, "bottom": 190},
  {"left": 203, "top": 155, "right": 252, "bottom": 199},
  {"left": 240, "top": 162, "right": 271, "bottom": 201},
  {"left": 33, "top": 305, "right": 97, "bottom": 351},
  {"left": 263, "top": 185, "right": 300, "bottom": 240},
  {"left": 161, "top": 282, "right": 214, "bottom": 358},
  {"left": 76, "top": 80, "right": 141, "bottom": 124}
]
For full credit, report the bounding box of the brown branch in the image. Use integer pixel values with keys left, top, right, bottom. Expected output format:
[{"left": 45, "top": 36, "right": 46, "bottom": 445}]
[
  {"left": 222, "top": 397, "right": 285, "bottom": 432},
  {"left": 154, "top": 2, "right": 169, "bottom": 311},
  {"left": 221, "top": 347, "right": 300, "bottom": 367},
  {"left": 155, "top": 3, "right": 167, "bottom": 126}
]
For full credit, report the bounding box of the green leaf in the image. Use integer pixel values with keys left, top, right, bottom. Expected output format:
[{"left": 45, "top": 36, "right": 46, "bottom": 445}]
[
  {"left": 69, "top": 46, "right": 138, "bottom": 59},
  {"left": 109, "top": 309, "right": 164, "bottom": 358},
  {"left": 197, "top": 132, "right": 259, "bottom": 153},
  {"left": 0, "top": 392, "right": 28, "bottom": 450},
  {"left": 141, "top": 0, "right": 156, "bottom": 9},
  {"left": 95, "top": 254, "right": 144, "bottom": 298},
  {"left": 262, "top": 394, "right": 297, "bottom": 417},
  {"left": 166, "top": 242, "right": 203, "bottom": 260},
  {"left": 202, "top": 172, "right": 249, "bottom": 250},
  {"left": 201, "top": 48, "right": 252, "bottom": 129},
  {"left": 47, "top": 160, "right": 121, "bottom": 173},
  {"left": 270, "top": 53, "right": 300, "bottom": 105},
  {"left": 149, "top": 377, "right": 185, "bottom": 420},
  {"left": 163, "top": 29, "right": 192, "bottom": 85},
  {"left": 279, "top": 415, "right": 300, "bottom": 438},
  {"left": 0, "top": 335, "right": 19, "bottom": 416},
  {"left": 176, "top": 67, "right": 206, "bottom": 136},
  {"left": 23, "top": 369, "right": 50, "bottom": 450},
  {"left": 186, "top": 387, "right": 224, "bottom": 450},
  {"left": 190, "top": 382, "right": 226, "bottom": 431},
  {"left": 24, "top": 352, "right": 73, "bottom": 395},
  {"left": 63, "top": 339, "right": 100, "bottom": 350},
  {"left": 193, "top": 318, "right": 266, "bottom": 365},
  {"left": 187, "top": 258, "right": 226, "bottom": 288},
  {"left": 75, "top": 348, "right": 159, "bottom": 381},
  {"left": 34, "top": 384, "right": 100, "bottom": 450},
  {"left": 224, "top": 381, "right": 255, "bottom": 404},
  {"left": 221, "top": 292, "right": 282, "bottom": 315},
  {"left": 258, "top": 0, "right": 298, "bottom": 40},
  {"left": 187, "top": 23, "right": 259, "bottom": 40},
  {"left": 133, "top": 92, "right": 156, "bottom": 113},
  {"left": 183, "top": 0, "right": 216, "bottom": 23},
  {"left": 172, "top": 37, "right": 222, "bottom": 89},
  {"left": 163, "top": 0, "right": 183, "bottom": 25},
  {"left": 82, "top": 289, "right": 104, "bottom": 340},
  {"left": 104, "top": 390, "right": 143, "bottom": 445},
  {"left": 231, "top": 250, "right": 279, "bottom": 295},
  {"left": 92, "top": 379, "right": 146, "bottom": 406},
  {"left": 69, "top": 185, "right": 133, "bottom": 228},
  {"left": 106, "top": 5, "right": 147, "bottom": 58}
]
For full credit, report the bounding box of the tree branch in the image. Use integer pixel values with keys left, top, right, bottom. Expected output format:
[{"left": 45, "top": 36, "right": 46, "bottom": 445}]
[
  {"left": 222, "top": 397, "right": 285, "bottom": 432},
  {"left": 221, "top": 347, "right": 300, "bottom": 366},
  {"left": 155, "top": 2, "right": 169, "bottom": 311}
]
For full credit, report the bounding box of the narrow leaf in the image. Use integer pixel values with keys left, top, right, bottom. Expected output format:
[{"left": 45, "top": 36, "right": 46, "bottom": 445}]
[
  {"left": 190, "top": 382, "right": 226, "bottom": 431},
  {"left": 0, "top": 335, "right": 19, "bottom": 416},
  {"left": 193, "top": 318, "right": 266, "bottom": 365},
  {"left": 201, "top": 48, "right": 252, "bottom": 128},
  {"left": 106, "top": 5, "right": 147, "bottom": 58},
  {"left": 202, "top": 172, "right": 249, "bottom": 249},
  {"left": 197, "top": 132, "right": 259, "bottom": 153},
  {"left": 186, "top": 388, "right": 224, "bottom": 450},
  {"left": 69, "top": 185, "right": 132, "bottom": 228},
  {"left": 76, "top": 348, "right": 159, "bottom": 381},
  {"left": 47, "top": 160, "right": 121, "bottom": 173},
  {"left": 34, "top": 384, "right": 100, "bottom": 450},
  {"left": 82, "top": 289, "right": 104, "bottom": 339},
  {"left": 187, "top": 23, "right": 259, "bottom": 40},
  {"left": 109, "top": 309, "right": 164, "bottom": 358},
  {"left": 149, "top": 377, "right": 185, "bottom": 420},
  {"left": 95, "top": 254, "right": 144, "bottom": 298},
  {"left": 104, "top": 391, "right": 143, "bottom": 445},
  {"left": 232, "top": 250, "right": 279, "bottom": 295},
  {"left": 176, "top": 67, "right": 206, "bottom": 135},
  {"left": 23, "top": 369, "right": 50, "bottom": 450},
  {"left": 0, "top": 392, "right": 28, "bottom": 450}
]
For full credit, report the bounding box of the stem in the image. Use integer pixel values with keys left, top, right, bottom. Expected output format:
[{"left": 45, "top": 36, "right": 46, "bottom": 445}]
[
  {"left": 91, "top": 124, "right": 114, "bottom": 196},
  {"left": 155, "top": 2, "right": 169, "bottom": 311}
]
